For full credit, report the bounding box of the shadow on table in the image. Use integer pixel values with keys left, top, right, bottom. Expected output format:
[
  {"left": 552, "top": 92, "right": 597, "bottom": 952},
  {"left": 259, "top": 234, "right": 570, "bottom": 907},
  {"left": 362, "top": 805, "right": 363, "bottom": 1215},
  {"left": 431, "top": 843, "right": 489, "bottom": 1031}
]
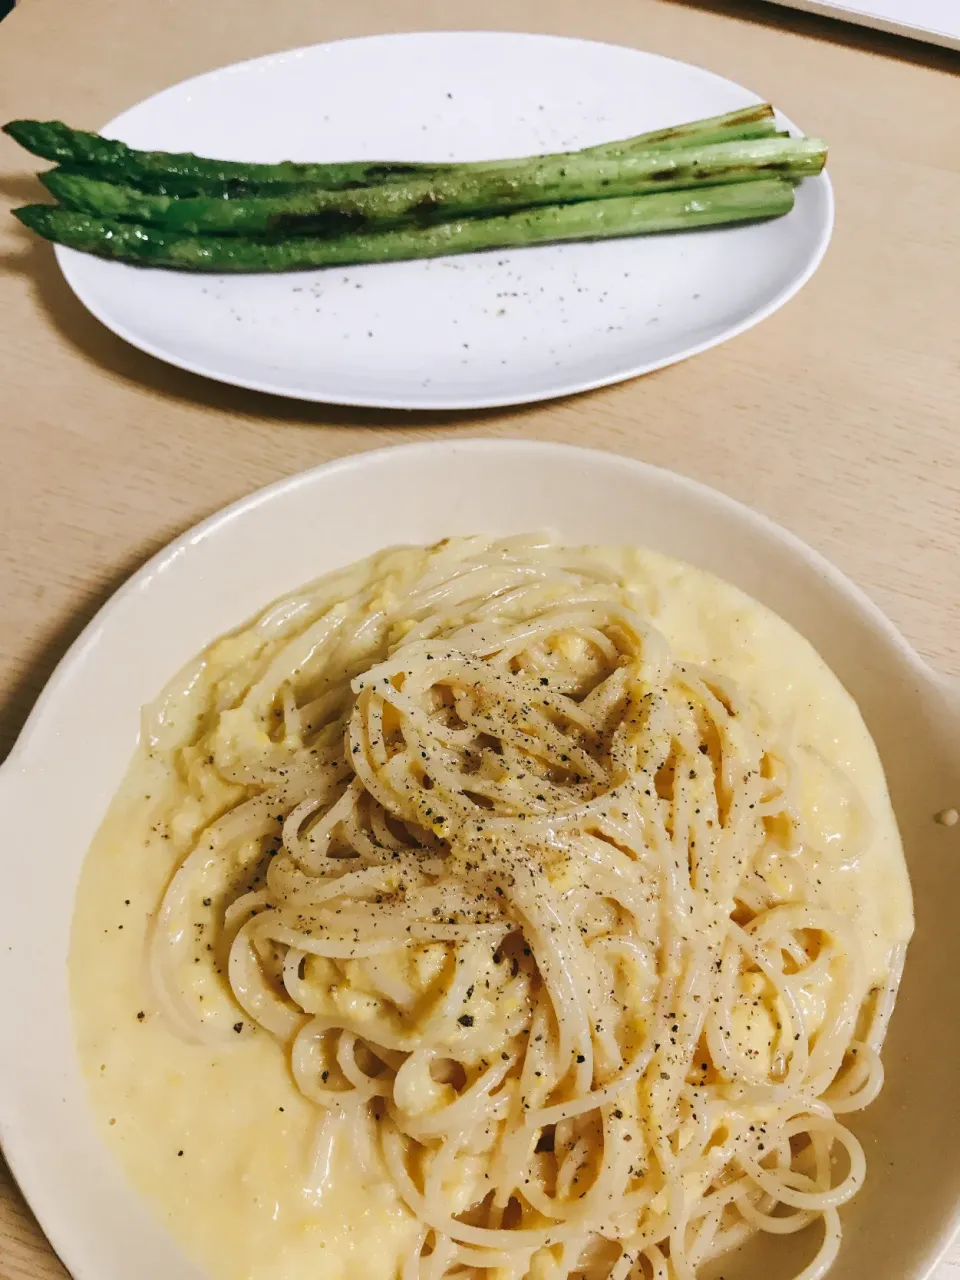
[
  {"left": 0, "top": 199, "right": 555, "bottom": 431},
  {"left": 667, "top": 0, "right": 960, "bottom": 72}
]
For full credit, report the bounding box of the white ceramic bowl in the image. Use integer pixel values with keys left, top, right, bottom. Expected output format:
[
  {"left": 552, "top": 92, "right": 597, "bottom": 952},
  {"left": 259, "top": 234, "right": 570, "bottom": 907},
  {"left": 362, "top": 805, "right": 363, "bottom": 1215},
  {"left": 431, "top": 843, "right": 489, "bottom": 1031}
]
[{"left": 0, "top": 439, "right": 957, "bottom": 1280}]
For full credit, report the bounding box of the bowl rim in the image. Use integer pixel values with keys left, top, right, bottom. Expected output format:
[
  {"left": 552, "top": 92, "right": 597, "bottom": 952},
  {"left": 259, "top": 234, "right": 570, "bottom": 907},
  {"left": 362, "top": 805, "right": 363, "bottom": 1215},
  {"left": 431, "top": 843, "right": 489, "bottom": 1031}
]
[{"left": 1, "top": 437, "right": 939, "bottom": 777}]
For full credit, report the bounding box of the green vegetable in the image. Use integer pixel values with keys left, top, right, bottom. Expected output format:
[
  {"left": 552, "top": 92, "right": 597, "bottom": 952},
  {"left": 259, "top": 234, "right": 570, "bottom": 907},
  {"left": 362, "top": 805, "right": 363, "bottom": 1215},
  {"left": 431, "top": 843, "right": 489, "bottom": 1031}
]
[
  {"left": 3, "top": 119, "right": 443, "bottom": 193},
  {"left": 579, "top": 102, "right": 778, "bottom": 156},
  {"left": 39, "top": 136, "right": 823, "bottom": 235},
  {"left": 3, "top": 104, "right": 779, "bottom": 197},
  {"left": 48, "top": 114, "right": 784, "bottom": 200},
  {"left": 13, "top": 179, "right": 795, "bottom": 273}
]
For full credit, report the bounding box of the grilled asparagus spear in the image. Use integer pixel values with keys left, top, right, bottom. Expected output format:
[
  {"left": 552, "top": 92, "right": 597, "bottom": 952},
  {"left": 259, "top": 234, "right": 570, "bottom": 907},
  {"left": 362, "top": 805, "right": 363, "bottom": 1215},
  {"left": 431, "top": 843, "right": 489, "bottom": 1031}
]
[
  {"left": 3, "top": 104, "right": 779, "bottom": 196},
  {"left": 39, "top": 136, "right": 823, "bottom": 235},
  {"left": 13, "top": 178, "right": 795, "bottom": 272}
]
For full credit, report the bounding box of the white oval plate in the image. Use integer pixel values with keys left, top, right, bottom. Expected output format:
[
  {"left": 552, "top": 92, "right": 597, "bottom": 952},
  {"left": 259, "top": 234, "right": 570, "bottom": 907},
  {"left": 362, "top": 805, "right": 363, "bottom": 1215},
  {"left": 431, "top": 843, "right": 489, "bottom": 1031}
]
[
  {"left": 52, "top": 32, "right": 834, "bottom": 410},
  {"left": 0, "top": 440, "right": 959, "bottom": 1280}
]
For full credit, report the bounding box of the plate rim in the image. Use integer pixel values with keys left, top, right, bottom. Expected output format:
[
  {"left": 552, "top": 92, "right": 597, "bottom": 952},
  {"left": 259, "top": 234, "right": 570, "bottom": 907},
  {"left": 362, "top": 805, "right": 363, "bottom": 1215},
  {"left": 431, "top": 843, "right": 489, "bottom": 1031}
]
[{"left": 53, "top": 29, "right": 835, "bottom": 411}]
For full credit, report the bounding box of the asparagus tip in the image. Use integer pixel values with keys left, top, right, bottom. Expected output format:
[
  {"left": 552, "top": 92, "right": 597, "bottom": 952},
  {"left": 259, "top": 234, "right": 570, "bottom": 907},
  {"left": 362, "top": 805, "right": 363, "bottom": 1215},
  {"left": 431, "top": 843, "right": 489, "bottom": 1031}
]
[
  {"left": 11, "top": 203, "right": 54, "bottom": 234},
  {"left": 37, "top": 168, "right": 67, "bottom": 197},
  {"left": 3, "top": 119, "right": 67, "bottom": 162},
  {"left": 2, "top": 119, "right": 31, "bottom": 144}
]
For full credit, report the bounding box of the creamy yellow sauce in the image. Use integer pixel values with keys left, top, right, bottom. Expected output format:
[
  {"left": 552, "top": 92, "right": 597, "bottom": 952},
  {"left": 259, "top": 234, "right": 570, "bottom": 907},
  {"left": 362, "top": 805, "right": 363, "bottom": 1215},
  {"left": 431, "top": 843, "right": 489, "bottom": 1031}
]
[{"left": 70, "top": 547, "right": 913, "bottom": 1280}]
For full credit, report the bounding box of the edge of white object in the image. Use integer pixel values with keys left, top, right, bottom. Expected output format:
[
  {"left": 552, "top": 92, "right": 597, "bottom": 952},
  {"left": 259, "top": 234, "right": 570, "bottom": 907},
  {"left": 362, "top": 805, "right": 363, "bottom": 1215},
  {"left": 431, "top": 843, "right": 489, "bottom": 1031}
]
[{"left": 765, "top": 0, "right": 960, "bottom": 50}]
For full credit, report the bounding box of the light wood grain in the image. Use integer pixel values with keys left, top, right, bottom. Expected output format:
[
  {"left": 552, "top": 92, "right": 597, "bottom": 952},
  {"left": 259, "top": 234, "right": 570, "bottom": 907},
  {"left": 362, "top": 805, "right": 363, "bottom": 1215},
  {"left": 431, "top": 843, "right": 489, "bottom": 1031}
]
[{"left": 0, "top": 0, "right": 958, "bottom": 1276}]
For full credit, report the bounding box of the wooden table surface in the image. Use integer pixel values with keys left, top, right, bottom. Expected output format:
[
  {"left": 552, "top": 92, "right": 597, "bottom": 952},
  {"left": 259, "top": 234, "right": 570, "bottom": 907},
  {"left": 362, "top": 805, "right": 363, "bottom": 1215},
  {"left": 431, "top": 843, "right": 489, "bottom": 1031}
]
[{"left": 0, "top": 0, "right": 958, "bottom": 1276}]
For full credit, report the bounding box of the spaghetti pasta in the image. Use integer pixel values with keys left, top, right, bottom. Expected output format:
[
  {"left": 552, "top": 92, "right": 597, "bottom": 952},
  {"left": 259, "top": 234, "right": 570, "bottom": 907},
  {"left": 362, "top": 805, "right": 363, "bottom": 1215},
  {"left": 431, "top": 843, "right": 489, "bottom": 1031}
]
[{"left": 105, "top": 536, "right": 913, "bottom": 1279}]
